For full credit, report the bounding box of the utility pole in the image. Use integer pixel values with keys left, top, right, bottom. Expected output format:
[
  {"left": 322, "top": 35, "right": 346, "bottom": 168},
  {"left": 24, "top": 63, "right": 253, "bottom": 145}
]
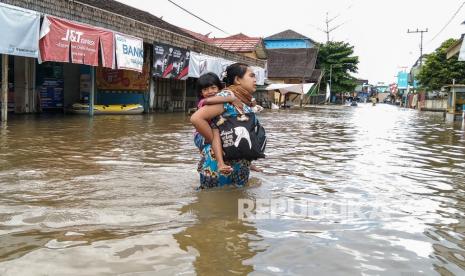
[
  {"left": 407, "top": 28, "right": 428, "bottom": 67},
  {"left": 316, "top": 12, "right": 346, "bottom": 43},
  {"left": 325, "top": 12, "right": 330, "bottom": 42}
]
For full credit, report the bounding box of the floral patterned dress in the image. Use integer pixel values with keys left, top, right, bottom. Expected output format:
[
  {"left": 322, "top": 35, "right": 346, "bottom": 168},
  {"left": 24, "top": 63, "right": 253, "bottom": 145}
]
[{"left": 197, "top": 91, "right": 253, "bottom": 189}]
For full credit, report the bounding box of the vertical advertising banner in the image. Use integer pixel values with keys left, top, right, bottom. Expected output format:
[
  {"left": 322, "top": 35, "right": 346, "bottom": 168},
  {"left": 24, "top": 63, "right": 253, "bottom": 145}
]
[
  {"left": 39, "top": 16, "right": 114, "bottom": 68},
  {"left": 0, "top": 3, "right": 40, "bottom": 58},
  {"left": 115, "top": 33, "right": 143, "bottom": 72},
  {"left": 397, "top": 71, "right": 409, "bottom": 90},
  {"left": 153, "top": 42, "right": 190, "bottom": 80}
]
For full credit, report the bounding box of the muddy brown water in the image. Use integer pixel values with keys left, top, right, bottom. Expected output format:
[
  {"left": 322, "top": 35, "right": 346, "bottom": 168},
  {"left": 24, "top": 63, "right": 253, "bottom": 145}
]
[{"left": 1, "top": 104, "right": 465, "bottom": 275}]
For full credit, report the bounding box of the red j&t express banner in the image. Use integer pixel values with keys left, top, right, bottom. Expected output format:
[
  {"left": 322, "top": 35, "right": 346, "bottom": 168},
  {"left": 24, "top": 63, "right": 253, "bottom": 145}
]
[{"left": 39, "top": 16, "right": 114, "bottom": 68}]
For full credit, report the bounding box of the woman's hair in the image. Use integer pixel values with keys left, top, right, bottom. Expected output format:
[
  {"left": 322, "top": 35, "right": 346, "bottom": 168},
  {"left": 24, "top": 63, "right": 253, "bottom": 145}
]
[
  {"left": 223, "top": 63, "right": 249, "bottom": 86},
  {"left": 197, "top": 72, "right": 224, "bottom": 99}
]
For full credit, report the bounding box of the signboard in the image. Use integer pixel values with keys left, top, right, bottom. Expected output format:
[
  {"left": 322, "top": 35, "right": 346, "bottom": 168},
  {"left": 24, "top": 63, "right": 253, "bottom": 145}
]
[
  {"left": 97, "top": 61, "right": 150, "bottom": 91},
  {"left": 115, "top": 33, "right": 143, "bottom": 72},
  {"left": 0, "top": 3, "right": 40, "bottom": 58},
  {"left": 40, "top": 78, "right": 64, "bottom": 108},
  {"left": 39, "top": 16, "right": 114, "bottom": 68},
  {"left": 153, "top": 42, "right": 190, "bottom": 79},
  {"left": 397, "top": 71, "right": 408, "bottom": 89}
]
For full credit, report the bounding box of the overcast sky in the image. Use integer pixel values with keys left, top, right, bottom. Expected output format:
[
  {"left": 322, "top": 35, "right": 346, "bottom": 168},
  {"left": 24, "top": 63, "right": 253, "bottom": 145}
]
[{"left": 118, "top": 0, "right": 465, "bottom": 84}]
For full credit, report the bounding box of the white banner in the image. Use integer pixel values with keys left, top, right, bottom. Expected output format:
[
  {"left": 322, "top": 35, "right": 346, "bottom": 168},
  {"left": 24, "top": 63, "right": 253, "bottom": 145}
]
[
  {"left": 188, "top": 52, "right": 225, "bottom": 78},
  {"left": 188, "top": 52, "right": 266, "bottom": 85},
  {"left": 0, "top": 3, "right": 40, "bottom": 58},
  {"left": 115, "top": 33, "right": 144, "bottom": 72}
]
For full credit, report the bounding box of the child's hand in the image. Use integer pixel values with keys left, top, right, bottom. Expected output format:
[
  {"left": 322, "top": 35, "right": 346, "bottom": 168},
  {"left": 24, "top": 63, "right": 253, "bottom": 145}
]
[{"left": 218, "top": 162, "right": 233, "bottom": 174}]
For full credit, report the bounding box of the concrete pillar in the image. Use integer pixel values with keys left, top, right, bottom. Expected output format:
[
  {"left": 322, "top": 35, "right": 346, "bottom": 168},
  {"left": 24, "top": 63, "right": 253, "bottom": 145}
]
[{"left": 1, "top": 54, "right": 8, "bottom": 122}]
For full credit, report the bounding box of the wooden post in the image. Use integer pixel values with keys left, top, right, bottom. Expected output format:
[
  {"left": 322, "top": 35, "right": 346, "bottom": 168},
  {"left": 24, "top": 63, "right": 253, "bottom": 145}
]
[
  {"left": 1, "top": 54, "right": 8, "bottom": 122},
  {"left": 89, "top": 66, "right": 95, "bottom": 117}
]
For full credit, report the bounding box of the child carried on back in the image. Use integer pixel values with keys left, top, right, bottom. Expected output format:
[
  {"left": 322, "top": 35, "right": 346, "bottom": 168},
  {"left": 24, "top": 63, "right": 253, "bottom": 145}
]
[{"left": 193, "top": 72, "right": 262, "bottom": 174}]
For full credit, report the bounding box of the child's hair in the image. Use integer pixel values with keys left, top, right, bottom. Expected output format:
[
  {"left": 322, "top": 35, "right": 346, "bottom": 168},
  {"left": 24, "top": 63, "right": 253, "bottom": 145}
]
[
  {"left": 223, "top": 63, "right": 249, "bottom": 86},
  {"left": 197, "top": 72, "right": 224, "bottom": 99}
]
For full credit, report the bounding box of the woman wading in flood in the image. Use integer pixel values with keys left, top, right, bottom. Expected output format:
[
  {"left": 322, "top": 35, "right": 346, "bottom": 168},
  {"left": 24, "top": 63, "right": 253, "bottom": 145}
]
[{"left": 190, "top": 63, "right": 265, "bottom": 189}]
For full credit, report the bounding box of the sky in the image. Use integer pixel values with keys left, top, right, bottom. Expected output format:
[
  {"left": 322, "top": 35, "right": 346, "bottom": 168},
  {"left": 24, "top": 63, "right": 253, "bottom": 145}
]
[{"left": 118, "top": 0, "right": 465, "bottom": 85}]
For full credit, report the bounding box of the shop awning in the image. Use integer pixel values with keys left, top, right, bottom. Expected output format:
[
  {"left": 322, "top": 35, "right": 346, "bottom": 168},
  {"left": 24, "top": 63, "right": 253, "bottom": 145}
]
[
  {"left": 0, "top": 3, "right": 40, "bottom": 58},
  {"left": 265, "top": 83, "right": 314, "bottom": 95},
  {"left": 39, "top": 16, "right": 115, "bottom": 68}
]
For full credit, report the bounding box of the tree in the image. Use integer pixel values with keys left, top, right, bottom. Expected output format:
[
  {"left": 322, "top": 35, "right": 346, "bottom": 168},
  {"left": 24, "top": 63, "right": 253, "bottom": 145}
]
[
  {"left": 316, "top": 41, "right": 359, "bottom": 94},
  {"left": 417, "top": 38, "right": 465, "bottom": 90}
]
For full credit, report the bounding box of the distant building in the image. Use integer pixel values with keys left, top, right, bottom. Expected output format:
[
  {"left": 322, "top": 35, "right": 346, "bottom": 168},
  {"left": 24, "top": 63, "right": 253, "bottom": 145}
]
[
  {"left": 210, "top": 34, "right": 267, "bottom": 60},
  {"left": 267, "top": 48, "right": 319, "bottom": 84},
  {"left": 263, "top": 29, "right": 320, "bottom": 105},
  {"left": 264, "top": 29, "right": 316, "bottom": 49},
  {"left": 264, "top": 29, "right": 320, "bottom": 84},
  {"left": 181, "top": 30, "right": 267, "bottom": 60}
]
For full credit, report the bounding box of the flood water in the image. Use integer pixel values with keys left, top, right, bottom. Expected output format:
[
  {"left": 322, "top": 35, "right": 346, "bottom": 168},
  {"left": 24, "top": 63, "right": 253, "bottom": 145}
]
[{"left": 1, "top": 104, "right": 465, "bottom": 275}]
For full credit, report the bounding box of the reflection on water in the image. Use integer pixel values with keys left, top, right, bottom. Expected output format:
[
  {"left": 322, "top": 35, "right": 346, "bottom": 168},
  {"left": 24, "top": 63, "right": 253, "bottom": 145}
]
[
  {"left": 174, "top": 186, "right": 263, "bottom": 275},
  {"left": 0, "top": 104, "right": 465, "bottom": 275}
]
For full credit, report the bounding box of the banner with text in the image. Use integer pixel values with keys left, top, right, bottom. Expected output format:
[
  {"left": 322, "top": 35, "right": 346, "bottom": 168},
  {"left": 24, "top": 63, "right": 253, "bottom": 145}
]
[
  {"left": 0, "top": 3, "right": 40, "bottom": 58},
  {"left": 39, "top": 16, "right": 114, "bottom": 68},
  {"left": 115, "top": 33, "right": 143, "bottom": 72}
]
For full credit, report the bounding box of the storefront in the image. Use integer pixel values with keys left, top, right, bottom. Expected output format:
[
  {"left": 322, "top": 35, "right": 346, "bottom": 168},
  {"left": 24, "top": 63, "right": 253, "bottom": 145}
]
[
  {"left": 1, "top": 1, "right": 267, "bottom": 120},
  {"left": 37, "top": 15, "right": 148, "bottom": 115}
]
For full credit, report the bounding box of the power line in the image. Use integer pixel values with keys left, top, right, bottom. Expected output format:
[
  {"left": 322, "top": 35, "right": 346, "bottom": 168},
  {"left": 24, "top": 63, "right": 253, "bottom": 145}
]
[
  {"left": 428, "top": 1, "right": 465, "bottom": 43},
  {"left": 167, "top": 0, "right": 229, "bottom": 35}
]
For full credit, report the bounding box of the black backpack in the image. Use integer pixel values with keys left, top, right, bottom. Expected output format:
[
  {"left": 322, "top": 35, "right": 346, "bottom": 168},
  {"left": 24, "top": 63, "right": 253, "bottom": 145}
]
[{"left": 217, "top": 113, "right": 267, "bottom": 161}]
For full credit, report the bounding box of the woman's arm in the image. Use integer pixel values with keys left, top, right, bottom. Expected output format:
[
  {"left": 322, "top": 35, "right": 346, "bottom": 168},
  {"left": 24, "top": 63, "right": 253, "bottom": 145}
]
[{"left": 190, "top": 104, "right": 224, "bottom": 144}]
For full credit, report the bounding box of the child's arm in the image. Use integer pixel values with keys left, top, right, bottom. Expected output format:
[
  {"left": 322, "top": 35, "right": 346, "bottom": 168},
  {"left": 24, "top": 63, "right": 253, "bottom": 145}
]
[
  {"left": 204, "top": 95, "right": 244, "bottom": 113},
  {"left": 212, "top": 128, "right": 232, "bottom": 174},
  {"left": 203, "top": 95, "right": 236, "bottom": 105}
]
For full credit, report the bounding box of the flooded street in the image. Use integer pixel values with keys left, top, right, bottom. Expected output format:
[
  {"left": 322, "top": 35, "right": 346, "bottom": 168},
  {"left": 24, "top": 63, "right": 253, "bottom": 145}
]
[{"left": 1, "top": 104, "right": 465, "bottom": 275}]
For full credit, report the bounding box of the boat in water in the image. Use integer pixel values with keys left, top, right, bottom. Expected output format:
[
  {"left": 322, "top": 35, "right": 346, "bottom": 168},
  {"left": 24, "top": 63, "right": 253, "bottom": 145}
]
[{"left": 69, "top": 103, "right": 144, "bottom": 115}]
